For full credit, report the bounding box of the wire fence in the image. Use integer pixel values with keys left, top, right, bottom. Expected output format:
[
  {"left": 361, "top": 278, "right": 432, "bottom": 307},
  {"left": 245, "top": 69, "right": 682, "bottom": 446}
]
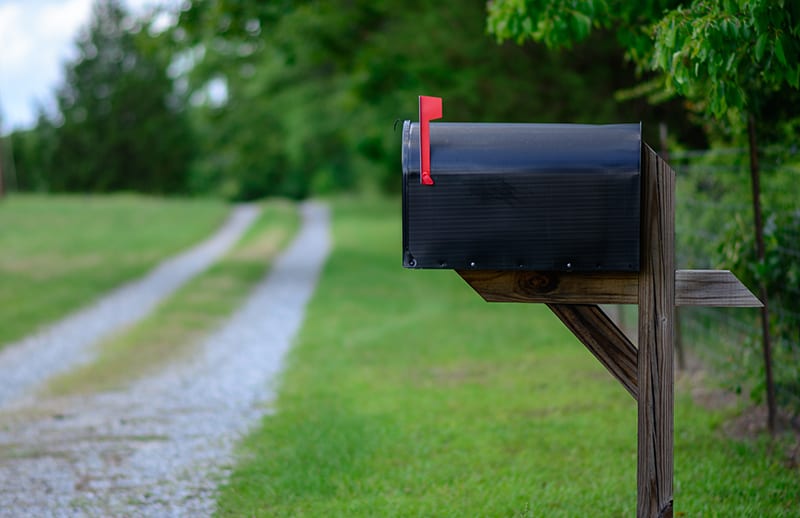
[{"left": 670, "top": 147, "right": 800, "bottom": 419}]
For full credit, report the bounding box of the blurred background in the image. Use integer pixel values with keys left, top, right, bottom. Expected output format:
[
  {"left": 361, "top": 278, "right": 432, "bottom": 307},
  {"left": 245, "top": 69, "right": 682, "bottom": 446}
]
[
  {"left": 0, "top": 0, "right": 798, "bottom": 425},
  {"left": 2, "top": 0, "right": 710, "bottom": 200}
]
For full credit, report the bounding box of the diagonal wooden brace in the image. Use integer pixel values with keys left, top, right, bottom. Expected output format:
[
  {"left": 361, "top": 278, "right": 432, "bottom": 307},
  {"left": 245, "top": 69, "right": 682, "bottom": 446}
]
[
  {"left": 547, "top": 304, "right": 638, "bottom": 400},
  {"left": 457, "top": 267, "right": 760, "bottom": 403}
]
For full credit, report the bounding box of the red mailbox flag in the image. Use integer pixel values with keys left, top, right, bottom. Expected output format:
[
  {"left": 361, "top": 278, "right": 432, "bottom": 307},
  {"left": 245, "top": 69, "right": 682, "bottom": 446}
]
[{"left": 419, "top": 96, "right": 442, "bottom": 185}]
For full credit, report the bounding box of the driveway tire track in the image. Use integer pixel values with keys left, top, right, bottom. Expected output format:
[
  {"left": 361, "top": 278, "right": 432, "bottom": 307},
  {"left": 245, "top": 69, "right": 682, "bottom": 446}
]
[
  {"left": 0, "top": 202, "right": 331, "bottom": 517},
  {"left": 0, "top": 204, "right": 260, "bottom": 408}
]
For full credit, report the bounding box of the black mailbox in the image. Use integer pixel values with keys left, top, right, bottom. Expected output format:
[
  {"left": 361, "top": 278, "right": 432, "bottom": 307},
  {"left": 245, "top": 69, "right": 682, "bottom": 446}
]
[{"left": 402, "top": 97, "right": 641, "bottom": 272}]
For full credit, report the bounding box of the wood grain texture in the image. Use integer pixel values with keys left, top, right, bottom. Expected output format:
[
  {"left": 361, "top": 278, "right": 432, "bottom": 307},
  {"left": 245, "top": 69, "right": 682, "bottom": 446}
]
[
  {"left": 637, "top": 144, "right": 674, "bottom": 518},
  {"left": 547, "top": 304, "right": 638, "bottom": 400},
  {"left": 457, "top": 269, "right": 761, "bottom": 308},
  {"left": 457, "top": 270, "right": 638, "bottom": 304},
  {"left": 675, "top": 270, "right": 761, "bottom": 307}
]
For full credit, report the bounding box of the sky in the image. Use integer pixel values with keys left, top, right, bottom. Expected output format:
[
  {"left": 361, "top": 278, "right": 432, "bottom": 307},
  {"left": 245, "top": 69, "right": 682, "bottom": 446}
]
[{"left": 0, "top": 0, "right": 178, "bottom": 132}]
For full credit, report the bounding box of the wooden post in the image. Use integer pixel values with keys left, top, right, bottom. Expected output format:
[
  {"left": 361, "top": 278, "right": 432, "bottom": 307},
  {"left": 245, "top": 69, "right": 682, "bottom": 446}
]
[
  {"left": 637, "top": 145, "right": 674, "bottom": 517},
  {"left": 453, "top": 145, "right": 760, "bottom": 517},
  {"left": 659, "top": 122, "right": 685, "bottom": 371}
]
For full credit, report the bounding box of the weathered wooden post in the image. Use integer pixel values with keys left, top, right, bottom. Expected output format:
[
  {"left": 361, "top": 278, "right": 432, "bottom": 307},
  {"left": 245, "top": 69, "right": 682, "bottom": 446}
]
[
  {"left": 637, "top": 145, "right": 674, "bottom": 517},
  {"left": 402, "top": 96, "right": 761, "bottom": 517}
]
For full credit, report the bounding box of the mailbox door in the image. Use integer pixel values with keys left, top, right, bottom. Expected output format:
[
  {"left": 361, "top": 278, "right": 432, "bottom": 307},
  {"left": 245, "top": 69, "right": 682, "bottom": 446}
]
[{"left": 402, "top": 122, "right": 641, "bottom": 272}]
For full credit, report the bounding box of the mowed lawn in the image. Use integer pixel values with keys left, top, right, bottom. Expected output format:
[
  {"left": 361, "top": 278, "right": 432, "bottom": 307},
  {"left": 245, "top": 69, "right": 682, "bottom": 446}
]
[
  {"left": 217, "top": 198, "right": 799, "bottom": 517},
  {"left": 0, "top": 194, "right": 228, "bottom": 347}
]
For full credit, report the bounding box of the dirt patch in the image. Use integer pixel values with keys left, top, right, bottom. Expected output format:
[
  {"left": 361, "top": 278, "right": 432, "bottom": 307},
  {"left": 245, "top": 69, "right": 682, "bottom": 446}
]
[
  {"left": 676, "top": 354, "right": 800, "bottom": 472},
  {"left": 676, "top": 365, "right": 740, "bottom": 412}
]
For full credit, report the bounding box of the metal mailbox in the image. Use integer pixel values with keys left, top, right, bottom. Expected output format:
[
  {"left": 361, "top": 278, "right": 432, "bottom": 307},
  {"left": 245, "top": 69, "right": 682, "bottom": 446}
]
[{"left": 402, "top": 97, "right": 642, "bottom": 272}]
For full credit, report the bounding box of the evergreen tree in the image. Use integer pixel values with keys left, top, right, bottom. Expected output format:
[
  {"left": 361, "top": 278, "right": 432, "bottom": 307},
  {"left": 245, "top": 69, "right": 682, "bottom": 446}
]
[{"left": 51, "top": 0, "right": 193, "bottom": 193}]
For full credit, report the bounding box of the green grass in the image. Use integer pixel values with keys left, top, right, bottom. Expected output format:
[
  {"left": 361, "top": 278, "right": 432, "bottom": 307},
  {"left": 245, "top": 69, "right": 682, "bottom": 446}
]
[
  {"left": 216, "top": 198, "right": 799, "bottom": 517},
  {"left": 45, "top": 200, "right": 299, "bottom": 395},
  {"left": 0, "top": 194, "right": 229, "bottom": 347}
]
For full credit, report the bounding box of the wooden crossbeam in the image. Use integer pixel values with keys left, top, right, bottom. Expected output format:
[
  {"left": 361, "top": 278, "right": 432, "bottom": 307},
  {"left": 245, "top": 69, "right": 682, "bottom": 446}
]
[{"left": 457, "top": 269, "right": 762, "bottom": 308}]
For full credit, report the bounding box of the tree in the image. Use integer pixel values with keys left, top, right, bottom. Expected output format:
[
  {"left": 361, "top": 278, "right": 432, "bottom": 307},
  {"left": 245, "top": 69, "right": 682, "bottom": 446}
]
[
  {"left": 487, "top": 1, "right": 800, "bottom": 122},
  {"left": 0, "top": 113, "right": 5, "bottom": 198},
  {"left": 176, "top": 0, "right": 701, "bottom": 199},
  {"left": 51, "top": 0, "right": 194, "bottom": 194},
  {"left": 7, "top": 115, "right": 56, "bottom": 192}
]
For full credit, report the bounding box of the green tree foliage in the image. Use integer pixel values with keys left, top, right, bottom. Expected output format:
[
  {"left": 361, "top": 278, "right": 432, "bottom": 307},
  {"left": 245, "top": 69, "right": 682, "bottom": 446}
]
[
  {"left": 176, "top": 0, "right": 694, "bottom": 199},
  {"left": 487, "top": 0, "right": 800, "bottom": 127},
  {"left": 32, "top": 0, "right": 195, "bottom": 193},
  {"left": 718, "top": 207, "right": 800, "bottom": 414},
  {"left": 7, "top": 115, "right": 57, "bottom": 192}
]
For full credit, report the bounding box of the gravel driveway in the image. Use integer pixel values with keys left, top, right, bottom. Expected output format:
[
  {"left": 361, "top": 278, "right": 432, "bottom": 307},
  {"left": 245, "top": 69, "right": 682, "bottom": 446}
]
[
  {"left": 0, "top": 204, "right": 260, "bottom": 407},
  {"left": 0, "top": 202, "right": 331, "bottom": 516}
]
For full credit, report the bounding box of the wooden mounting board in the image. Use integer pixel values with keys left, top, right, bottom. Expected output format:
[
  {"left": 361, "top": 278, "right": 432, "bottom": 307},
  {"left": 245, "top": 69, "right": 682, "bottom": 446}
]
[{"left": 457, "top": 269, "right": 762, "bottom": 308}]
